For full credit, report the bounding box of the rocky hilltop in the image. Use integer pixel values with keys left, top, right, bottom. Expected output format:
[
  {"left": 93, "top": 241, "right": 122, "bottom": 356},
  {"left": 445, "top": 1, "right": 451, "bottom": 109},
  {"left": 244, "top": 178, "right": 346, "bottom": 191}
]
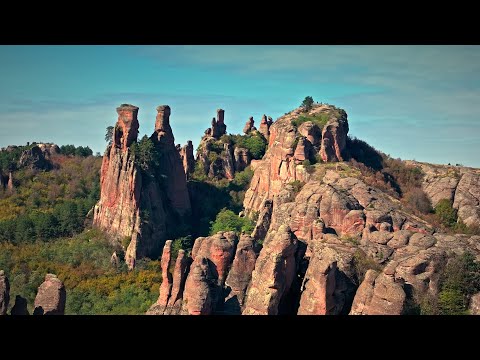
[
  {"left": 143, "top": 103, "right": 480, "bottom": 315},
  {"left": 93, "top": 104, "right": 191, "bottom": 269}
]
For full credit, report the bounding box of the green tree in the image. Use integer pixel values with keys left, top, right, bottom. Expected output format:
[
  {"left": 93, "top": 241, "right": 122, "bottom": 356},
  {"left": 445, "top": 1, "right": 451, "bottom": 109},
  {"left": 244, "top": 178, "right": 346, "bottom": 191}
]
[
  {"left": 210, "top": 208, "right": 254, "bottom": 235},
  {"left": 105, "top": 126, "right": 114, "bottom": 145},
  {"left": 435, "top": 199, "right": 458, "bottom": 228},
  {"left": 131, "top": 136, "right": 159, "bottom": 172},
  {"left": 301, "top": 96, "right": 314, "bottom": 112}
]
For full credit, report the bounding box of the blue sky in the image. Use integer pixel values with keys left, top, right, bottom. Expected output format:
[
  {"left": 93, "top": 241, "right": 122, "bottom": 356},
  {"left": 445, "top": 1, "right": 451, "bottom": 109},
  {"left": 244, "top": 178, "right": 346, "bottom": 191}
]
[{"left": 0, "top": 45, "right": 479, "bottom": 167}]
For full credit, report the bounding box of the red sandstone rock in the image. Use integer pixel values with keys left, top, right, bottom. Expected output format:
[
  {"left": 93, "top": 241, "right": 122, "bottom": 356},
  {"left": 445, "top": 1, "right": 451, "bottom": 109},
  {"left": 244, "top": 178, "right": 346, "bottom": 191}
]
[
  {"left": 182, "top": 257, "right": 215, "bottom": 315},
  {"left": 259, "top": 114, "right": 271, "bottom": 140},
  {"left": 114, "top": 104, "right": 139, "bottom": 151},
  {"left": 33, "top": 274, "right": 66, "bottom": 315},
  {"left": 243, "top": 117, "right": 256, "bottom": 134},
  {"left": 158, "top": 240, "right": 173, "bottom": 308},
  {"left": 319, "top": 111, "right": 349, "bottom": 162},
  {"left": 243, "top": 225, "right": 298, "bottom": 315},
  {"left": 224, "top": 235, "right": 261, "bottom": 313},
  {"left": 180, "top": 140, "right": 195, "bottom": 179}
]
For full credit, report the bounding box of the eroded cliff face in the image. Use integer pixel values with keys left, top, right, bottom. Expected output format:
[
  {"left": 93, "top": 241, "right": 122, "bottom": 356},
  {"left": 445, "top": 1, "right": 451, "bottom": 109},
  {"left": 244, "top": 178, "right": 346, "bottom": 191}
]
[
  {"left": 143, "top": 103, "right": 480, "bottom": 315},
  {"left": 94, "top": 104, "right": 190, "bottom": 269},
  {"left": 408, "top": 161, "right": 480, "bottom": 228},
  {"left": 244, "top": 104, "right": 349, "bottom": 214}
]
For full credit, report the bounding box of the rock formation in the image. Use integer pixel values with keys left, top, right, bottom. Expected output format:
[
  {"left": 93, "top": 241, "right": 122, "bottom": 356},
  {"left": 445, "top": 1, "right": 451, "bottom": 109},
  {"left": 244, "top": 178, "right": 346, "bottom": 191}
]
[
  {"left": 243, "top": 117, "right": 256, "bottom": 134},
  {"left": 319, "top": 109, "right": 349, "bottom": 162},
  {"left": 18, "top": 145, "right": 52, "bottom": 170},
  {"left": 0, "top": 270, "right": 9, "bottom": 315},
  {"left": 259, "top": 114, "right": 272, "bottom": 139},
  {"left": 243, "top": 225, "right": 298, "bottom": 315},
  {"left": 33, "top": 274, "right": 66, "bottom": 315},
  {"left": 409, "top": 161, "right": 480, "bottom": 228},
  {"left": 196, "top": 109, "right": 253, "bottom": 181},
  {"left": 94, "top": 104, "right": 191, "bottom": 269},
  {"left": 7, "top": 172, "right": 13, "bottom": 191},
  {"left": 179, "top": 140, "right": 195, "bottom": 179}
]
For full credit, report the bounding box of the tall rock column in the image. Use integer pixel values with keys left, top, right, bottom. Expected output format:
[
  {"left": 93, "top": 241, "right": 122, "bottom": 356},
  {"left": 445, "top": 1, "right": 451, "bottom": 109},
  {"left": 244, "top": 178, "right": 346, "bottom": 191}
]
[
  {"left": 180, "top": 140, "right": 195, "bottom": 179},
  {"left": 151, "top": 105, "right": 191, "bottom": 215}
]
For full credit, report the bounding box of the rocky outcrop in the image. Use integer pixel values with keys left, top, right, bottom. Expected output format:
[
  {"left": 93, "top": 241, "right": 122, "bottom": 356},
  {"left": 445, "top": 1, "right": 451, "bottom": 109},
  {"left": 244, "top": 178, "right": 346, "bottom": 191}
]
[
  {"left": 453, "top": 172, "right": 480, "bottom": 227},
  {"left": 33, "top": 274, "right": 66, "bottom": 315},
  {"left": 94, "top": 104, "right": 190, "bottom": 269},
  {"left": 224, "top": 235, "right": 261, "bottom": 313},
  {"left": 234, "top": 147, "right": 250, "bottom": 173},
  {"left": 179, "top": 140, "right": 195, "bottom": 179},
  {"left": 205, "top": 109, "right": 227, "bottom": 139},
  {"left": 297, "top": 242, "right": 357, "bottom": 315},
  {"left": 410, "top": 161, "right": 480, "bottom": 228},
  {"left": 319, "top": 110, "right": 349, "bottom": 162},
  {"left": 158, "top": 240, "right": 173, "bottom": 308},
  {"left": 10, "top": 295, "right": 29, "bottom": 315},
  {"left": 0, "top": 270, "right": 9, "bottom": 315},
  {"left": 18, "top": 145, "right": 52, "bottom": 170},
  {"left": 243, "top": 225, "right": 298, "bottom": 315},
  {"left": 196, "top": 109, "right": 253, "bottom": 180},
  {"left": 252, "top": 199, "right": 273, "bottom": 241},
  {"left": 182, "top": 257, "right": 215, "bottom": 315},
  {"left": 243, "top": 117, "right": 256, "bottom": 134},
  {"left": 349, "top": 270, "right": 406, "bottom": 315},
  {"left": 298, "top": 121, "right": 322, "bottom": 149},
  {"left": 259, "top": 114, "right": 272, "bottom": 140},
  {"left": 244, "top": 105, "right": 344, "bottom": 214}
]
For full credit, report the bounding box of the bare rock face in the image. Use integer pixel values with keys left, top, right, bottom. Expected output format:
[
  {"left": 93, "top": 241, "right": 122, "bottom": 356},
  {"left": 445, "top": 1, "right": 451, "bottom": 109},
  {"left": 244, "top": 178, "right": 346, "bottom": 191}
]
[
  {"left": 11, "top": 295, "right": 29, "bottom": 315},
  {"left": 234, "top": 147, "right": 251, "bottom": 173},
  {"left": 243, "top": 225, "right": 298, "bottom": 315},
  {"left": 182, "top": 257, "right": 215, "bottom": 315},
  {"left": 179, "top": 140, "right": 195, "bottom": 179},
  {"left": 470, "top": 293, "right": 480, "bottom": 315},
  {"left": 298, "top": 121, "right": 322, "bottom": 148},
  {"left": 293, "top": 137, "right": 313, "bottom": 163},
  {"left": 349, "top": 270, "right": 406, "bottom": 315},
  {"left": 33, "top": 274, "right": 66, "bottom": 315},
  {"left": 411, "top": 161, "right": 480, "bottom": 228},
  {"left": 94, "top": 104, "right": 190, "bottom": 269},
  {"left": 224, "top": 235, "right": 261, "bottom": 313},
  {"left": 244, "top": 105, "right": 347, "bottom": 215},
  {"left": 0, "top": 270, "right": 9, "bottom": 315},
  {"left": 243, "top": 117, "right": 256, "bottom": 134},
  {"left": 453, "top": 172, "right": 480, "bottom": 227},
  {"left": 209, "top": 109, "right": 227, "bottom": 139},
  {"left": 319, "top": 110, "right": 349, "bottom": 162},
  {"left": 252, "top": 199, "right": 273, "bottom": 241},
  {"left": 151, "top": 105, "right": 191, "bottom": 215},
  {"left": 147, "top": 248, "right": 190, "bottom": 315},
  {"left": 297, "top": 253, "right": 337, "bottom": 315},
  {"left": 259, "top": 114, "right": 271, "bottom": 140},
  {"left": 158, "top": 240, "right": 173, "bottom": 308},
  {"left": 18, "top": 145, "right": 51, "bottom": 170}
]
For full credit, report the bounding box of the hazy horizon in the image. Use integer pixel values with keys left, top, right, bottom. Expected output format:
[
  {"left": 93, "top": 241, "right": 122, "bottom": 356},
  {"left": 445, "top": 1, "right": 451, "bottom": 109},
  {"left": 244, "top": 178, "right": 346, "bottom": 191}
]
[{"left": 1, "top": 45, "right": 479, "bottom": 167}]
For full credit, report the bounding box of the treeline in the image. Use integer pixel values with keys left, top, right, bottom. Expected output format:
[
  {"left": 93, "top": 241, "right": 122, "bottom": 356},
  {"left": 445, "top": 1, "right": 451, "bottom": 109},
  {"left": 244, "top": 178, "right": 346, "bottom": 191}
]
[
  {"left": 0, "top": 198, "right": 95, "bottom": 243},
  {"left": 59, "top": 145, "right": 93, "bottom": 157}
]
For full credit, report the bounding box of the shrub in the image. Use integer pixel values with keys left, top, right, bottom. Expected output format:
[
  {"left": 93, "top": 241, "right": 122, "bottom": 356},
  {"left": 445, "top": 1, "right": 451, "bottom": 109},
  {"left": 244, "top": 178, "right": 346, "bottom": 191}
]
[
  {"left": 291, "top": 113, "right": 330, "bottom": 130},
  {"left": 302, "top": 160, "right": 315, "bottom": 174},
  {"left": 352, "top": 249, "right": 383, "bottom": 285},
  {"left": 405, "top": 188, "right": 432, "bottom": 215},
  {"left": 209, "top": 208, "right": 254, "bottom": 235},
  {"left": 301, "top": 96, "right": 314, "bottom": 112},
  {"left": 288, "top": 180, "right": 305, "bottom": 195},
  {"left": 232, "top": 167, "right": 254, "bottom": 188},
  {"left": 435, "top": 199, "right": 458, "bottom": 228},
  {"left": 130, "top": 135, "right": 159, "bottom": 172}
]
